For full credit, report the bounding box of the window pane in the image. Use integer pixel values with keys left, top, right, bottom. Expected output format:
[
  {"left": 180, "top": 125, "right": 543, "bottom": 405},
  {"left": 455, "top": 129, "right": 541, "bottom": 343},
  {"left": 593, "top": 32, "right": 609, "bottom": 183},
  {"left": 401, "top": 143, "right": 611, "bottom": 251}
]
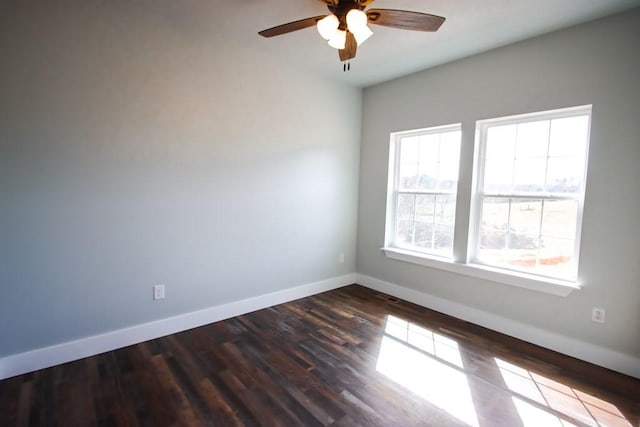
[
  {"left": 417, "top": 162, "right": 438, "bottom": 190},
  {"left": 479, "top": 198, "right": 509, "bottom": 262},
  {"left": 435, "top": 195, "right": 456, "bottom": 225},
  {"left": 399, "top": 162, "right": 418, "bottom": 190},
  {"left": 540, "top": 237, "right": 574, "bottom": 260},
  {"left": 484, "top": 159, "right": 513, "bottom": 193},
  {"left": 397, "top": 194, "right": 416, "bottom": 220},
  {"left": 538, "top": 237, "right": 575, "bottom": 278},
  {"left": 515, "top": 120, "right": 549, "bottom": 158},
  {"left": 481, "top": 198, "right": 509, "bottom": 231},
  {"left": 395, "top": 193, "right": 456, "bottom": 256},
  {"left": 478, "top": 198, "right": 579, "bottom": 276},
  {"left": 541, "top": 200, "right": 577, "bottom": 239},
  {"left": 396, "top": 220, "right": 414, "bottom": 245},
  {"left": 417, "top": 134, "right": 438, "bottom": 191},
  {"left": 480, "top": 233, "right": 540, "bottom": 270},
  {"left": 508, "top": 233, "right": 539, "bottom": 251},
  {"left": 441, "top": 130, "right": 462, "bottom": 147},
  {"left": 414, "top": 222, "right": 434, "bottom": 249},
  {"left": 434, "top": 224, "right": 454, "bottom": 252},
  {"left": 438, "top": 176, "right": 458, "bottom": 191},
  {"left": 415, "top": 131, "right": 462, "bottom": 191},
  {"left": 399, "top": 136, "right": 419, "bottom": 190},
  {"left": 509, "top": 199, "right": 542, "bottom": 235},
  {"left": 439, "top": 134, "right": 461, "bottom": 190},
  {"left": 415, "top": 195, "right": 435, "bottom": 223},
  {"left": 486, "top": 125, "right": 516, "bottom": 160},
  {"left": 479, "top": 229, "right": 507, "bottom": 251},
  {"left": 504, "top": 233, "right": 540, "bottom": 270},
  {"left": 478, "top": 229, "right": 508, "bottom": 266},
  {"left": 418, "top": 134, "right": 440, "bottom": 164},
  {"left": 400, "top": 136, "right": 419, "bottom": 163},
  {"left": 548, "top": 116, "right": 589, "bottom": 157},
  {"left": 513, "top": 158, "right": 546, "bottom": 192},
  {"left": 489, "top": 199, "right": 543, "bottom": 270},
  {"left": 546, "top": 157, "right": 584, "bottom": 193}
]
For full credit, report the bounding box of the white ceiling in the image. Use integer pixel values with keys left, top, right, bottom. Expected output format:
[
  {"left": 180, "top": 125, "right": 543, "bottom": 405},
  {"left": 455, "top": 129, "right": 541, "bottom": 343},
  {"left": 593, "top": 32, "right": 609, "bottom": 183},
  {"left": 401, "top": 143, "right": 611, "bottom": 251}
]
[{"left": 205, "top": 0, "right": 640, "bottom": 87}]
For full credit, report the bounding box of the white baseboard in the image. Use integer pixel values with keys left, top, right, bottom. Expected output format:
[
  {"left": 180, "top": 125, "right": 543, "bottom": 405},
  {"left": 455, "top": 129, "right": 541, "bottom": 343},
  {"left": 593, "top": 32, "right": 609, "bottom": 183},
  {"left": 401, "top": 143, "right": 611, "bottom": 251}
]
[
  {"left": 4, "top": 272, "right": 638, "bottom": 381},
  {"left": 0, "top": 274, "right": 356, "bottom": 380},
  {"left": 356, "top": 273, "right": 640, "bottom": 380}
]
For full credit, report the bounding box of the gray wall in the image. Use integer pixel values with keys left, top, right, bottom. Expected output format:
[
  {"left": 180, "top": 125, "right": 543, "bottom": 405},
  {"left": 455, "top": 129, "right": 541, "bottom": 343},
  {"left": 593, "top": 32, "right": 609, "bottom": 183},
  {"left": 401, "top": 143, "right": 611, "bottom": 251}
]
[
  {"left": 0, "top": 2, "right": 361, "bottom": 357},
  {"left": 357, "top": 9, "right": 640, "bottom": 359}
]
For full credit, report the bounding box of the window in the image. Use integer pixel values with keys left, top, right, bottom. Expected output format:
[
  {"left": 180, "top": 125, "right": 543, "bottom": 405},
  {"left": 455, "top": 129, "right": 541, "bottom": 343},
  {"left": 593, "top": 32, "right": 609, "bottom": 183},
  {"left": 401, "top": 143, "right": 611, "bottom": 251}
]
[
  {"left": 383, "top": 106, "right": 592, "bottom": 294},
  {"left": 472, "top": 106, "right": 591, "bottom": 281},
  {"left": 385, "top": 124, "right": 462, "bottom": 258}
]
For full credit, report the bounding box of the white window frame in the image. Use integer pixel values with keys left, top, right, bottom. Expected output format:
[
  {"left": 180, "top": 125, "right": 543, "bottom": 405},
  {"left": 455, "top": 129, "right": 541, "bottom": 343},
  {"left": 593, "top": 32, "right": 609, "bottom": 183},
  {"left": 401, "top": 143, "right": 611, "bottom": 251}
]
[
  {"left": 382, "top": 106, "right": 592, "bottom": 297},
  {"left": 469, "top": 105, "right": 591, "bottom": 282},
  {"left": 384, "top": 123, "right": 462, "bottom": 259}
]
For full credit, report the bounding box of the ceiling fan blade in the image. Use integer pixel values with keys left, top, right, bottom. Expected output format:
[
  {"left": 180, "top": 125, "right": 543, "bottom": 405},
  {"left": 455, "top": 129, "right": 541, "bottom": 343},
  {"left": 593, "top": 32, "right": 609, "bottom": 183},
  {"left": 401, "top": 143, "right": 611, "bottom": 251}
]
[
  {"left": 366, "top": 9, "right": 445, "bottom": 32},
  {"left": 258, "top": 16, "right": 325, "bottom": 38},
  {"left": 338, "top": 31, "right": 357, "bottom": 61}
]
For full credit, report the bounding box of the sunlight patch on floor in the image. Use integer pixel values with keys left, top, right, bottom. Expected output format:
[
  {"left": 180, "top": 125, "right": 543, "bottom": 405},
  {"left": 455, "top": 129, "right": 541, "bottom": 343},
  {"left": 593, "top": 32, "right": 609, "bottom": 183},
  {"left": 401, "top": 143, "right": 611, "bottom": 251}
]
[
  {"left": 375, "top": 315, "right": 634, "bottom": 427},
  {"left": 376, "top": 315, "right": 479, "bottom": 427},
  {"left": 495, "top": 358, "right": 632, "bottom": 427}
]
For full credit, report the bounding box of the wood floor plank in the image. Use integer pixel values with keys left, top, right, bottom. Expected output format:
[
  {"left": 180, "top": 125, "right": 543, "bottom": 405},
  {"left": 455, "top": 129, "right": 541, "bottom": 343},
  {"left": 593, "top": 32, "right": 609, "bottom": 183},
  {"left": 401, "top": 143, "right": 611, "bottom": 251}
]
[{"left": 1, "top": 285, "right": 638, "bottom": 426}]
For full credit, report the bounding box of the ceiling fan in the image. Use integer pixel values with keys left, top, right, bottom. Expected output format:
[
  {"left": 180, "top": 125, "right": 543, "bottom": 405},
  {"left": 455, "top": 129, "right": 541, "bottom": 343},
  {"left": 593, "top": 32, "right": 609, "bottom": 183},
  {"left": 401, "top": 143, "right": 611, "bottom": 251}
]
[{"left": 258, "top": 0, "right": 445, "bottom": 69}]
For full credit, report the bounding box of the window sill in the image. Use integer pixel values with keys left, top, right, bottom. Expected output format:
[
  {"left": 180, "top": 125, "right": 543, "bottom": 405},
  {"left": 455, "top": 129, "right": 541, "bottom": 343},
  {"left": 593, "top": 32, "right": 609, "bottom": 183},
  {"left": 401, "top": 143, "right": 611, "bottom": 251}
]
[{"left": 381, "top": 247, "right": 581, "bottom": 297}]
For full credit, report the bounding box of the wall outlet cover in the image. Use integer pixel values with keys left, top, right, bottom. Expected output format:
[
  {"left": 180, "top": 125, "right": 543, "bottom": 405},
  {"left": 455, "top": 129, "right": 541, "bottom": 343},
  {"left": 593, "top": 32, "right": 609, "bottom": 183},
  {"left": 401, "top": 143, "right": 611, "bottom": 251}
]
[{"left": 153, "top": 284, "right": 165, "bottom": 300}]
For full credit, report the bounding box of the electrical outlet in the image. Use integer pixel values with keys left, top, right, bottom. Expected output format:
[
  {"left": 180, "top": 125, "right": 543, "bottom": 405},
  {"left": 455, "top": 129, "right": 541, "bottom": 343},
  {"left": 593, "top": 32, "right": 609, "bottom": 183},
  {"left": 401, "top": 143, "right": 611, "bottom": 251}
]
[
  {"left": 339, "top": 252, "right": 345, "bottom": 263},
  {"left": 153, "top": 284, "right": 165, "bottom": 300},
  {"left": 591, "top": 307, "right": 605, "bottom": 324}
]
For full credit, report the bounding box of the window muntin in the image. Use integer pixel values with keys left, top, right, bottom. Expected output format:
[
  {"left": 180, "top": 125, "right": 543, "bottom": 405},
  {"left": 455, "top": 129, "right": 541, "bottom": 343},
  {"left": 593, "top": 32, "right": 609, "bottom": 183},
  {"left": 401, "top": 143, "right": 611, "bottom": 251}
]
[
  {"left": 388, "top": 125, "right": 462, "bottom": 257},
  {"left": 473, "top": 106, "right": 591, "bottom": 281}
]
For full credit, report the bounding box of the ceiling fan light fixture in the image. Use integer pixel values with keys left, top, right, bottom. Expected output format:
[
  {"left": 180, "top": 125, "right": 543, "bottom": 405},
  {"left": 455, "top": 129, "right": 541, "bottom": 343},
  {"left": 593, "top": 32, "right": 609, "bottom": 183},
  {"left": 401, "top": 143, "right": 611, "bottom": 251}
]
[
  {"left": 317, "top": 14, "right": 339, "bottom": 40},
  {"left": 352, "top": 25, "right": 373, "bottom": 45},
  {"left": 346, "top": 9, "right": 367, "bottom": 31},
  {"left": 346, "top": 9, "right": 372, "bottom": 45},
  {"left": 259, "top": 2, "right": 447, "bottom": 65},
  {"left": 328, "top": 29, "right": 347, "bottom": 50}
]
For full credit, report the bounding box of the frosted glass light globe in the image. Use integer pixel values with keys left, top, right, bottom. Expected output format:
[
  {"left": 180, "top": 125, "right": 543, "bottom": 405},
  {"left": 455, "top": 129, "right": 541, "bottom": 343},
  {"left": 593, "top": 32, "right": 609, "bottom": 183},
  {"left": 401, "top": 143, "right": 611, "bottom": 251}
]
[
  {"left": 317, "top": 14, "right": 339, "bottom": 40},
  {"left": 346, "top": 9, "right": 373, "bottom": 45},
  {"left": 328, "top": 29, "right": 347, "bottom": 50}
]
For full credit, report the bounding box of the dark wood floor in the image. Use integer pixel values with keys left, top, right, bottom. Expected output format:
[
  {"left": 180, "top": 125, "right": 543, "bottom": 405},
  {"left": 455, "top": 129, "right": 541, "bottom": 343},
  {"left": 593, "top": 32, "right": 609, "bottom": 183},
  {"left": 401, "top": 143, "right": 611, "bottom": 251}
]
[{"left": 1, "top": 285, "right": 639, "bottom": 427}]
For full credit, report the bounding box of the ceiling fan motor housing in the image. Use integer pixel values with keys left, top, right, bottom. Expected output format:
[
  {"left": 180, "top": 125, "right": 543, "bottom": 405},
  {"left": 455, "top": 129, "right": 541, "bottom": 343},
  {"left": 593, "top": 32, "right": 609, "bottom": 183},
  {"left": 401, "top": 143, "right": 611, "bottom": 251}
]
[{"left": 327, "top": 0, "right": 366, "bottom": 29}]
